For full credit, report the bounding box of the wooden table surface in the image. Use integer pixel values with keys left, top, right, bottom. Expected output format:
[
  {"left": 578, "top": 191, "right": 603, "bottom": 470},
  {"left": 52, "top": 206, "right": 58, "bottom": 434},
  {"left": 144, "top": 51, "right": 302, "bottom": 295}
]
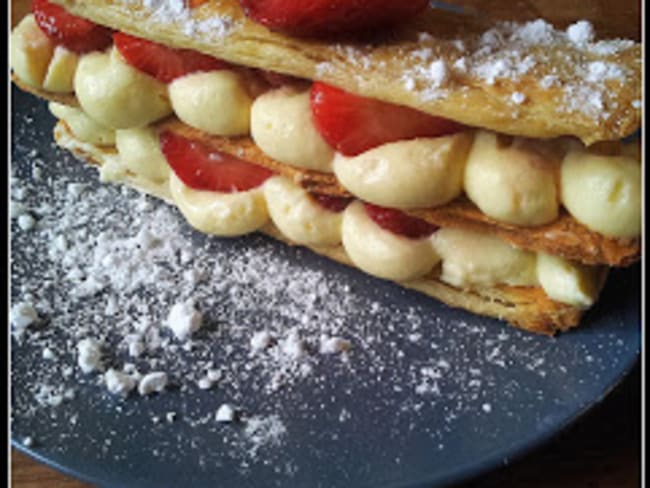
[{"left": 10, "top": 0, "right": 641, "bottom": 486}]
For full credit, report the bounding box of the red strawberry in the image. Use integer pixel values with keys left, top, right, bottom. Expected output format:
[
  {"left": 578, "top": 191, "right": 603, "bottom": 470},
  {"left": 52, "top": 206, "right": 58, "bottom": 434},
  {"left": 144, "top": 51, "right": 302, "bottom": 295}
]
[
  {"left": 310, "top": 194, "right": 353, "bottom": 213},
  {"left": 32, "top": 0, "right": 113, "bottom": 53},
  {"left": 238, "top": 0, "right": 429, "bottom": 37},
  {"left": 311, "top": 82, "right": 463, "bottom": 156},
  {"left": 160, "top": 131, "right": 274, "bottom": 192},
  {"left": 113, "top": 32, "right": 230, "bottom": 84},
  {"left": 364, "top": 203, "right": 438, "bottom": 239}
]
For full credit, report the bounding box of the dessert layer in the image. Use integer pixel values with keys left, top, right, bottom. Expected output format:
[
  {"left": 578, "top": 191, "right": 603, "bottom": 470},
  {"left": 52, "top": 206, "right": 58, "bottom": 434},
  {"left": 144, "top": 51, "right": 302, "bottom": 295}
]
[
  {"left": 52, "top": 119, "right": 607, "bottom": 335},
  {"left": 49, "top": 0, "right": 641, "bottom": 143},
  {"left": 10, "top": 13, "right": 642, "bottom": 247},
  {"left": 39, "top": 93, "right": 639, "bottom": 267},
  {"left": 162, "top": 120, "right": 640, "bottom": 267}
]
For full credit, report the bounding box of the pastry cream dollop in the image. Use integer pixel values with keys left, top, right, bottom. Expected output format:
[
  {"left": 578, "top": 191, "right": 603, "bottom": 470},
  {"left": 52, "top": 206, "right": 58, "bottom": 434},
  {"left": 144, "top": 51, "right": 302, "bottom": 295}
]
[
  {"left": 251, "top": 88, "right": 334, "bottom": 172},
  {"left": 49, "top": 102, "right": 116, "bottom": 146},
  {"left": 432, "top": 228, "right": 538, "bottom": 288},
  {"left": 115, "top": 127, "right": 170, "bottom": 183},
  {"left": 536, "top": 253, "right": 601, "bottom": 308},
  {"left": 10, "top": 14, "right": 55, "bottom": 90},
  {"left": 75, "top": 47, "right": 172, "bottom": 129},
  {"left": 42, "top": 46, "right": 79, "bottom": 93},
  {"left": 263, "top": 176, "right": 343, "bottom": 246},
  {"left": 341, "top": 201, "right": 440, "bottom": 282},
  {"left": 333, "top": 133, "right": 471, "bottom": 209},
  {"left": 168, "top": 71, "right": 252, "bottom": 136},
  {"left": 464, "top": 131, "right": 560, "bottom": 226},
  {"left": 561, "top": 148, "right": 641, "bottom": 238},
  {"left": 169, "top": 172, "right": 269, "bottom": 236}
]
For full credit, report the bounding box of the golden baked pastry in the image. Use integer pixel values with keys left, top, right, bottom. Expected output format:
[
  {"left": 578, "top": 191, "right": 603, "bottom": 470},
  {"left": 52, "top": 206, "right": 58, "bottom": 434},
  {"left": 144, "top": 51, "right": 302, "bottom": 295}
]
[{"left": 50, "top": 0, "right": 641, "bottom": 144}]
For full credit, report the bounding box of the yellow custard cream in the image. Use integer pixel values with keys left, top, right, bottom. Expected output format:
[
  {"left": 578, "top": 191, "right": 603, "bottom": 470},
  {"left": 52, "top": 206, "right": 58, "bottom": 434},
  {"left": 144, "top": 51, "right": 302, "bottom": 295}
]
[
  {"left": 49, "top": 102, "right": 116, "bottom": 146},
  {"left": 42, "top": 46, "right": 79, "bottom": 93},
  {"left": 115, "top": 127, "right": 171, "bottom": 183},
  {"left": 74, "top": 48, "right": 172, "bottom": 129},
  {"left": 432, "top": 228, "right": 538, "bottom": 288},
  {"left": 341, "top": 201, "right": 441, "bottom": 282},
  {"left": 169, "top": 172, "right": 269, "bottom": 237},
  {"left": 561, "top": 149, "right": 641, "bottom": 238},
  {"left": 333, "top": 134, "right": 471, "bottom": 209},
  {"left": 536, "top": 253, "right": 602, "bottom": 308},
  {"left": 11, "top": 15, "right": 56, "bottom": 90},
  {"left": 250, "top": 88, "right": 334, "bottom": 172},
  {"left": 463, "top": 131, "right": 560, "bottom": 226},
  {"left": 263, "top": 176, "right": 343, "bottom": 246},
  {"left": 168, "top": 70, "right": 252, "bottom": 136}
]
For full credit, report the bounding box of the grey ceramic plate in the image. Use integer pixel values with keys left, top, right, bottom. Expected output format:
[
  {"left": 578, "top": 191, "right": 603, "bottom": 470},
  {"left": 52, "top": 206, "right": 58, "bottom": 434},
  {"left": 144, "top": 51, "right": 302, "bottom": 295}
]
[{"left": 10, "top": 85, "right": 640, "bottom": 488}]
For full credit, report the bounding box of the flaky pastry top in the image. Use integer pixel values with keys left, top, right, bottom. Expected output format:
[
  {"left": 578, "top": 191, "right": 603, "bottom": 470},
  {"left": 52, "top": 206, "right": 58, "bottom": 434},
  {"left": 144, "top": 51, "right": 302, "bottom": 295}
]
[{"left": 50, "top": 0, "right": 641, "bottom": 144}]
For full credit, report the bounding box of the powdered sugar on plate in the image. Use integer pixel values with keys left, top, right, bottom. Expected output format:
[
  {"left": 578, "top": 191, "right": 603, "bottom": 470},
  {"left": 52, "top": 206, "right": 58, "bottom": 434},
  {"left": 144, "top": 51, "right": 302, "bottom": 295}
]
[{"left": 10, "top": 93, "right": 640, "bottom": 487}]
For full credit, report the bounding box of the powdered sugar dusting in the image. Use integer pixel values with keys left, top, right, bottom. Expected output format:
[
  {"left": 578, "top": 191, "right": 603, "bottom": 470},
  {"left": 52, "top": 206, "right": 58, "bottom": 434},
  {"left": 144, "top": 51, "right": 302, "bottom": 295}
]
[
  {"left": 11, "top": 95, "right": 640, "bottom": 485},
  {"left": 396, "top": 18, "right": 637, "bottom": 120},
  {"left": 566, "top": 20, "right": 595, "bottom": 45},
  {"left": 140, "top": 0, "right": 237, "bottom": 41},
  {"left": 511, "top": 92, "right": 526, "bottom": 104}
]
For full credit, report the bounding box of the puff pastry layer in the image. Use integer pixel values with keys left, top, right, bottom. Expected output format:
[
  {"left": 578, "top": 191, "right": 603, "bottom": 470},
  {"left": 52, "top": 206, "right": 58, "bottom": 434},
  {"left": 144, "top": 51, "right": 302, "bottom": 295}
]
[{"left": 50, "top": 0, "right": 641, "bottom": 144}]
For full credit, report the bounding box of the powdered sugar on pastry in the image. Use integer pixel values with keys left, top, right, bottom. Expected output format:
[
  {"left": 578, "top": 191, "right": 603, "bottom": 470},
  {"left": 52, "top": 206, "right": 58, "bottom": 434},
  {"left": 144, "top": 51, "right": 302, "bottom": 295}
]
[
  {"left": 142, "top": 0, "right": 238, "bottom": 39},
  {"left": 400, "top": 19, "right": 635, "bottom": 120}
]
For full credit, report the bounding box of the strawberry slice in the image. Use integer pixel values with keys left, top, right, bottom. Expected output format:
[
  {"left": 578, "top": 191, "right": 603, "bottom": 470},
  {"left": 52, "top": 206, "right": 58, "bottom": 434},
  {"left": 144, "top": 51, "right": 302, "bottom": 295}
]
[
  {"left": 364, "top": 203, "right": 438, "bottom": 239},
  {"left": 238, "top": 0, "right": 429, "bottom": 37},
  {"left": 310, "top": 194, "right": 353, "bottom": 213},
  {"left": 311, "top": 82, "right": 463, "bottom": 156},
  {"left": 113, "top": 32, "right": 229, "bottom": 84},
  {"left": 32, "top": 0, "right": 113, "bottom": 53},
  {"left": 160, "top": 131, "right": 274, "bottom": 192}
]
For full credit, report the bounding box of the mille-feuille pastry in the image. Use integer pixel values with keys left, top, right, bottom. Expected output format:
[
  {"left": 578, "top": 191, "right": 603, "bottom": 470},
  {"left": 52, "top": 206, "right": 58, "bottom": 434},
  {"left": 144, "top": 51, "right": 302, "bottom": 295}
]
[{"left": 10, "top": 0, "right": 642, "bottom": 334}]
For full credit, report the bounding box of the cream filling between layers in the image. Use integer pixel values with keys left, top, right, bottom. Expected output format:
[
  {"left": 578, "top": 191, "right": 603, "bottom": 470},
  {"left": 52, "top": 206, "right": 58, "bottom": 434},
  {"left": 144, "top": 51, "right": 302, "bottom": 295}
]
[
  {"left": 536, "top": 253, "right": 604, "bottom": 308},
  {"left": 169, "top": 173, "right": 269, "bottom": 237},
  {"left": 52, "top": 104, "right": 603, "bottom": 307},
  {"left": 333, "top": 134, "right": 471, "bottom": 209},
  {"left": 431, "top": 228, "right": 538, "bottom": 288},
  {"left": 464, "top": 131, "right": 561, "bottom": 226},
  {"left": 74, "top": 47, "right": 173, "bottom": 129},
  {"left": 49, "top": 102, "right": 116, "bottom": 146},
  {"left": 341, "top": 201, "right": 441, "bottom": 282},
  {"left": 11, "top": 21, "right": 254, "bottom": 135},
  {"left": 250, "top": 88, "right": 334, "bottom": 172},
  {"left": 168, "top": 71, "right": 253, "bottom": 136},
  {"left": 115, "top": 127, "right": 171, "bottom": 183},
  {"left": 11, "top": 17, "right": 641, "bottom": 238},
  {"left": 11, "top": 15, "right": 73, "bottom": 92},
  {"left": 561, "top": 150, "right": 641, "bottom": 237},
  {"left": 263, "top": 176, "right": 343, "bottom": 246}
]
